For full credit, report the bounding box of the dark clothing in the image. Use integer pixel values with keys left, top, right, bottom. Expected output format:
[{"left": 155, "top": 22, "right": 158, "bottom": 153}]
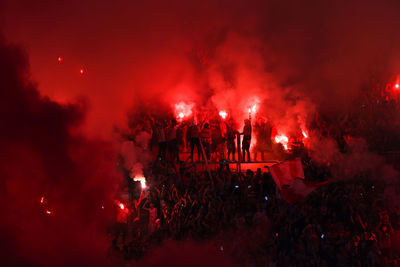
[
  {"left": 190, "top": 137, "right": 201, "bottom": 161},
  {"left": 242, "top": 135, "right": 251, "bottom": 162},
  {"left": 242, "top": 124, "right": 252, "bottom": 162},
  {"left": 226, "top": 124, "right": 237, "bottom": 160},
  {"left": 227, "top": 139, "right": 236, "bottom": 160},
  {"left": 201, "top": 141, "right": 211, "bottom": 161},
  {"left": 168, "top": 139, "right": 179, "bottom": 162}
]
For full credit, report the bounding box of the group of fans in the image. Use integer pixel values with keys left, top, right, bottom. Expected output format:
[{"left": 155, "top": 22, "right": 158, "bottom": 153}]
[
  {"left": 110, "top": 159, "right": 399, "bottom": 266},
  {"left": 148, "top": 115, "right": 275, "bottom": 164},
  {"left": 111, "top": 77, "right": 400, "bottom": 265}
]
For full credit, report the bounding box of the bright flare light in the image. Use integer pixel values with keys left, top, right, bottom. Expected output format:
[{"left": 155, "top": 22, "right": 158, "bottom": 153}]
[
  {"left": 302, "top": 130, "right": 308, "bottom": 138},
  {"left": 219, "top": 110, "right": 228, "bottom": 119},
  {"left": 174, "top": 102, "right": 194, "bottom": 120},
  {"left": 57, "top": 57, "right": 63, "bottom": 62},
  {"left": 40, "top": 196, "right": 44, "bottom": 204},
  {"left": 46, "top": 210, "right": 52, "bottom": 215},
  {"left": 395, "top": 83, "right": 399, "bottom": 89},
  {"left": 275, "top": 134, "right": 289, "bottom": 150},
  {"left": 134, "top": 176, "right": 147, "bottom": 189},
  {"left": 80, "top": 68, "right": 84, "bottom": 75},
  {"left": 119, "top": 203, "right": 125, "bottom": 210}
]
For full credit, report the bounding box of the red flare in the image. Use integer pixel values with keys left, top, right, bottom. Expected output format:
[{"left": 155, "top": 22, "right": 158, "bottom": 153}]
[
  {"left": 219, "top": 110, "right": 227, "bottom": 119},
  {"left": 57, "top": 57, "right": 63, "bottom": 62},
  {"left": 174, "top": 101, "right": 194, "bottom": 120},
  {"left": 275, "top": 134, "right": 289, "bottom": 150},
  {"left": 302, "top": 130, "right": 308, "bottom": 138}
]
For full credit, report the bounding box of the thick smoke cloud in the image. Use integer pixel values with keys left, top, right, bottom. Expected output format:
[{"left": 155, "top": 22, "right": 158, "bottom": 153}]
[
  {"left": 0, "top": 35, "right": 120, "bottom": 265},
  {"left": 4, "top": 0, "right": 400, "bottom": 137}
]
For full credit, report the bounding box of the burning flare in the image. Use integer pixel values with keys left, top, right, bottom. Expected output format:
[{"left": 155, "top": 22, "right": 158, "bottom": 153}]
[
  {"left": 174, "top": 101, "right": 194, "bottom": 120},
  {"left": 275, "top": 134, "right": 289, "bottom": 150},
  {"left": 219, "top": 110, "right": 228, "bottom": 119},
  {"left": 133, "top": 176, "right": 147, "bottom": 189}
]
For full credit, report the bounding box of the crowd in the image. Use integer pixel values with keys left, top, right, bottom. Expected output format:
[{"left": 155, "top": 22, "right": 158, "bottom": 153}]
[
  {"left": 110, "top": 158, "right": 400, "bottom": 266},
  {"left": 146, "top": 115, "right": 275, "bottom": 164},
  {"left": 110, "top": 79, "right": 400, "bottom": 265}
]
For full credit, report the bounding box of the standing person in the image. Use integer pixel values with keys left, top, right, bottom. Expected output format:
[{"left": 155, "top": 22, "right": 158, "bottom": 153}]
[
  {"left": 241, "top": 119, "right": 252, "bottom": 162},
  {"left": 226, "top": 119, "right": 237, "bottom": 161},
  {"left": 166, "top": 119, "right": 180, "bottom": 162},
  {"left": 200, "top": 123, "right": 212, "bottom": 161},
  {"left": 188, "top": 120, "right": 201, "bottom": 162},
  {"left": 254, "top": 117, "right": 273, "bottom": 161}
]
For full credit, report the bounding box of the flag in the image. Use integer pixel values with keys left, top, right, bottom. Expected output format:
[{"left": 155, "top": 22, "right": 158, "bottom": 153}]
[{"left": 268, "top": 158, "right": 328, "bottom": 203}]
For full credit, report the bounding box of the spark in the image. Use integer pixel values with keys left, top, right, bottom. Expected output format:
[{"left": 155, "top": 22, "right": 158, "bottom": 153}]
[
  {"left": 395, "top": 83, "right": 399, "bottom": 89},
  {"left": 57, "top": 57, "right": 63, "bottom": 62},
  {"left": 80, "top": 68, "right": 84, "bottom": 75},
  {"left": 46, "top": 210, "right": 52, "bottom": 215},
  {"left": 119, "top": 203, "right": 125, "bottom": 210},
  {"left": 40, "top": 196, "right": 44, "bottom": 204},
  {"left": 219, "top": 110, "right": 227, "bottom": 119},
  {"left": 302, "top": 130, "right": 308, "bottom": 138}
]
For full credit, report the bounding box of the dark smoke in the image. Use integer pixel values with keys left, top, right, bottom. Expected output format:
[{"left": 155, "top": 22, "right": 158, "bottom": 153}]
[{"left": 0, "top": 35, "right": 119, "bottom": 265}]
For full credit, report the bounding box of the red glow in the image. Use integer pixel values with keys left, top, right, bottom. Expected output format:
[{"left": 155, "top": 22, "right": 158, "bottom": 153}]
[
  {"left": 80, "top": 68, "right": 84, "bottom": 75},
  {"left": 133, "top": 176, "right": 147, "bottom": 189},
  {"left": 40, "top": 196, "right": 44, "bottom": 204},
  {"left": 174, "top": 102, "right": 194, "bottom": 120},
  {"left": 302, "top": 130, "right": 308, "bottom": 138},
  {"left": 57, "top": 57, "right": 63, "bottom": 62},
  {"left": 248, "top": 104, "right": 257, "bottom": 114},
  {"left": 395, "top": 83, "right": 399, "bottom": 89},
  {"left": 119, "top": 203, "right": 125, "bottom": 210},
  {"left": 46, "top": 210, "right": 52, "bottom": 215},
  {"left": 219, "top": 110, "right": 228, "bottom": 119},
  {"left": 275, "top": 134, "right": 289, "bottom": 150}
]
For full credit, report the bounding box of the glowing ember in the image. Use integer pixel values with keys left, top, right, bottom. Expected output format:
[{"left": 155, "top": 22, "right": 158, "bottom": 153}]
[
  {"left": 275, "top": 134, "right": 289, "bottom": 150},
  {"left": 119, "top": 203, "right": 125, "bottom": 210},
  {"left": 133, "top": 176, "right": 147, "bottom": 189},
  {"left": 302, "top": 130, "right": 308, "bottom": 138},
  {"left": 395, "top": 83, "right": 399, "bottom": 89},
  {"left": 174, "top": 101, "right": 194, "bottom": 120},
  {"left": 219, "top": 110, "right": 228, "bottom": 119},
  {"left": 101, "top": 205, "right": 105, "bottom": 209},
  {"left": 40, "top": 196, "right": 44, "bottom": 204},
  {"left": 46, "top": 210, "right": 52, "bottom": 215},
  {"left": 80, "top": 68, "right": 84, "bottom": 75},
  {"left": 57, "top": 56, "right": 63, "bottom": 62}
]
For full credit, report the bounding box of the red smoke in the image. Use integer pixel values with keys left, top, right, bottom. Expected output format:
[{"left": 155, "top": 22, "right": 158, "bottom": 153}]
[
  {"left": 2, "top": 0, "right": 400, "bottom": 264},
  {"left": 0, "top": 34, "right": 120, "bottom": 265}
]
